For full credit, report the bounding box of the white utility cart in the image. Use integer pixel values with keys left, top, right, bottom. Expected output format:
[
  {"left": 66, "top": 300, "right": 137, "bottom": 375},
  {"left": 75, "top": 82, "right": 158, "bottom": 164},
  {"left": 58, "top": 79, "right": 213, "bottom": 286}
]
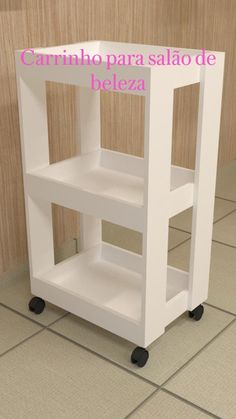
[{"left": 16, "top": 41, "right": 224, "bottom": 367}]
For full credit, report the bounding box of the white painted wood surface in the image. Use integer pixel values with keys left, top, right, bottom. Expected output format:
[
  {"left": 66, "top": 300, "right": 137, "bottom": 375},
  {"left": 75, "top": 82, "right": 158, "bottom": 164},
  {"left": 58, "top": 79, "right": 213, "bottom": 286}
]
[
  {"left": 188, "top": 55, "right": 225, "bottom": 309},
  {"left": 16, "top": 41, "right": 225, "bottom": 347},
  {"left": 77, "top": 87, "right": 102, "bottom": 251}
]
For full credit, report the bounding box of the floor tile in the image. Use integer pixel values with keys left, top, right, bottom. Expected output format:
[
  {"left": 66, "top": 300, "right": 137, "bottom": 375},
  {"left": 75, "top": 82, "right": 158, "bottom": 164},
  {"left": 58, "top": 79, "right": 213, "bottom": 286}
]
[
  {"left": 207, "top": 242, "right": 236, "bottom": 314},
  {"left": 130, "top": 390, "right": 210, "bottom": 418},
  {"left": 0, "top": 305, "right": 41, "bottom": 355},
  {"left": 103, "top": 221, "right": 190, "bottom": 253},
  {"left": 168, "top": 240, "right": 236, "bottom": 314},
  {"left": 169, "top": 197, "right": 236, "bottom": 233},
  {"left": 168, "top": 228, "right": 190, "bottom": 250},
  {"left": 216, "top": 160, "right": 236, "bottom": 201},
  {"left": 168, "top": 239, "right": 190, "bottom": 272},
  {"left": 165, "top": 321, "right": 236, "bottom": 419},
  {"left": 213, "top": 210, "right": 236, "bottom": 247},
  {"left": 50, "top": 305, "right": 232, "bottom": 385},
  {"left": 0, "top": 330, "right": 154, "bottom": 419},
  {"left": 0, "top": 273, "right": 66, "bottom": 326}
]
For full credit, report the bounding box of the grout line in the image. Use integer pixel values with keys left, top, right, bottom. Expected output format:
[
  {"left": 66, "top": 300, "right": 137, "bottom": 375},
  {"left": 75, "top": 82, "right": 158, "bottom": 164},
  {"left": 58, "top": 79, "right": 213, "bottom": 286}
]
[
  {"left": 0, "top": 328, "right": 44, "bottom": 359},
  {"left": 212, "top": 239, "right": 236, "bottom": 250},
  {"left": 0, "top": 315, "right": 227, "bottom": 419},
  {"left": 204, "top": 302, "right": 236, "bottom": 317},
  {"left": 125, "top": 388, "right": 160, "bottom": 418},
  {"left": 0, "top": 301, "right": 47, "bottom": 327},
  {"left": 47, "top": 327, "right": 158, "bottom": 388},
  {"left": 46, "top": 312, "right": 69, "bottom": 327},
  {"left": 0, "top": 197, "right": 234, "bottom": 416},
  {"left": 0, "top": 225, "right": 235, "bottom": 416},
  {"left": 47, "top": 304, "right": 236, "bottom": 391},
  {"left": 162, "top": 389, "right": 221, "bottom": 419},
  {"left": 212, "top": 208, "right": 236, "bottom": 225},
  {"left": 215, "top": 195, "right": 236, "bottom": 204},
  {"left": 48, "top": 313, "right": 236, "bottom": 419},
  {"left": 0, "top": 300, "right": 69, "bottom": 328},
  {"left": 169, "top": 206, "right": 236, "bottom": 237},
  {"left": 0, "top": 303, "right": 233, "bottom": 419},
  {"left": 0, "top": 272, "right": 235, "bottom": 380},
  {"left": 2, "top": 298, "right": 234, "bottom": 384},
  {"left": 126, "top": 383, "right": 220, "bottom": 418},
  {"left": 0, "top": 312, "right": 69, "bottom": 361},
  {"left": 169, "top": 225, "right": 190, "bottom": 235},
  {"left": 0, "top": 308, "right": 69, "bottom": 359},
  {"left": 2, "top": 296, "right": 234, "bottom": 384},
  {"left": 169, "top": 216, "right": 236, "bottom": 253},
  {"left": 161, "top": 317, "right": 236, "bottom": 389},
  {"left": 152, "top": 319, "right": 236, "bottom": 419},
  {"left": 168, "top": 236, "right": 191, "bottom": 252}
]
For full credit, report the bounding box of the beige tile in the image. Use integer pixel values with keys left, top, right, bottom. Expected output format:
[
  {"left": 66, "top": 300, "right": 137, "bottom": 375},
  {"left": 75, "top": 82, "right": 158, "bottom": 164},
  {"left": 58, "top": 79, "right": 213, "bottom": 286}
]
[
  {"left": 216, "top": 160, "right": 236, "bottom": 202},
  {"left": 169, "top": 207, "right": 194, "bottom": 233},
  {"left": 50, "top": 306, "right": 232, "bottom": 385},
  {"left": 0, "top": 305, "right": 41, "bottom": 355},
  {"left": 0, "top": 330, "right": 154, "bottom": 419},
  {"left": 0, "top": 273, "right": 66, "bottom": 326},
  {"left": 130, "top": 390, "right": 210, "bottom": 418},
  {"left": 170, "top": 197, "right": 236, "bottom": 232},
  {"left": 165, "top": 321, "right": 236, "bottom": 419},
  {"left": 213, "top": 210, "right": 236, "bottom": 247},
  {"left": 102, "top": 221, "right": 190, "bottom": 253},
  {"left": 168, "top": 239, "right": 191, "bottom": 271},
  {"left": 168, "top": 240, "right": 236, "bottom": 314},
  {"left": 168, "top": 228, "right": 190, "bottom": 250},
  {"left": 207, "top": 243, "right": 236, "bottom": 314}
]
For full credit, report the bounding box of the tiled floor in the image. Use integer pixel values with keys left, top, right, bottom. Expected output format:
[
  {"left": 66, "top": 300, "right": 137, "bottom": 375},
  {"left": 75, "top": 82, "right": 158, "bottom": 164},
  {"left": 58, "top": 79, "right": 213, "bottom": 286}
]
[{"left": 0, "top": 161, "right": 236, "bottom": 418}]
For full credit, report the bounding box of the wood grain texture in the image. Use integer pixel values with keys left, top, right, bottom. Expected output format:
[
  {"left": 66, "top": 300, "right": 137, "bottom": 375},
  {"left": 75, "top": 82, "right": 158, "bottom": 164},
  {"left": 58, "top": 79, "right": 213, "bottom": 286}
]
[{"left": 0, "top": 0, "right": 235, "bottom": 274}]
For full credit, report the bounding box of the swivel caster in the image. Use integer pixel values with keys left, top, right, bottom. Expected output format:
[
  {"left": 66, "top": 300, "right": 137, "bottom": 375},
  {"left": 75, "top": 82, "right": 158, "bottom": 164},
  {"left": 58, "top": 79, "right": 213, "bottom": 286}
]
[
  {"left": 131, "top": 347, "right": 149, "bottom": 368},
  {"left": 29, "top": 296, "right": 45, "bottom": 314},
  {"left": 189, "top": 304, "right": 204, "bottom": 321}
]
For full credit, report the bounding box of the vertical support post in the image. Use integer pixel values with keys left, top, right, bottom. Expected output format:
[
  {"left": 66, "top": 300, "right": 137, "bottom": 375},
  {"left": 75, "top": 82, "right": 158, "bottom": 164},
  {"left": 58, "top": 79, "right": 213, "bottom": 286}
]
[
  {"left": 142, "top": 72, "right": 174, "bottom": 347},
  {"left": 189, "top": 53, "right": 225, "bottom": 309},
  {"left": 76, "top": 87, "right": 102, "bottom": 250},
  {"left": 16, "top": 74, "right": 54, "bottom": 277}
]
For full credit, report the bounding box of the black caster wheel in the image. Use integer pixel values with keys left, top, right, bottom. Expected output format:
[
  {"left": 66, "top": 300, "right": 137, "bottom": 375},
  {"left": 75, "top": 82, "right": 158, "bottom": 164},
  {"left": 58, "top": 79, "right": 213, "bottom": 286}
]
[
  {"left": 29, "top": 296, "right": 45, "bottom": 314},
  {"left": 189, "top": 304, "right": 204, "bottom": 321},
  {"left": 131, "top": 347, "right": 149, "bottom": 368}
]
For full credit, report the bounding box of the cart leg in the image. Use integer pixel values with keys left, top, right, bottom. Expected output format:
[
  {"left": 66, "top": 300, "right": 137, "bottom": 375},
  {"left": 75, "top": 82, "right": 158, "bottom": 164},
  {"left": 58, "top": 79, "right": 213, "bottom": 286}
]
[
  {"left": 188, "top": 57, "right": 225, "bottom": 310},
  {"left": 76, "top": 87, "right": 102, "bottom": 250},
  {"left": 142, "top": 83, "right": 174, "bottom": 346}
]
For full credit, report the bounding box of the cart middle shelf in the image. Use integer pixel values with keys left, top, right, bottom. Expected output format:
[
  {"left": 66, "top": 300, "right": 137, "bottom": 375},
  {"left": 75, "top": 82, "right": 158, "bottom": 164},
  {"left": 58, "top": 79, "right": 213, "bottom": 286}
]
[{"left": 26, "top": 148, "right": 194, "bottom": 232}]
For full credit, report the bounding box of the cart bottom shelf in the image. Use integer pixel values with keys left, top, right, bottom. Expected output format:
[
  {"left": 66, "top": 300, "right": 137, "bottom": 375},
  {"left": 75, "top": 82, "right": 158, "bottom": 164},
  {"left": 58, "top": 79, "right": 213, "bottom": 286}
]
[{"left": 32, "top": 243, "right": 189, "bottom": 344}]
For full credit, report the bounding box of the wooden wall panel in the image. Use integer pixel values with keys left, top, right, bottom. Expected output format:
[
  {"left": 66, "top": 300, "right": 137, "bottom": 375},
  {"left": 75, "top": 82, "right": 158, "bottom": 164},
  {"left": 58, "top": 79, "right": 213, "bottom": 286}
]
[{"left": 0, "top": 0, "right": 236, "bottom": 274}]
